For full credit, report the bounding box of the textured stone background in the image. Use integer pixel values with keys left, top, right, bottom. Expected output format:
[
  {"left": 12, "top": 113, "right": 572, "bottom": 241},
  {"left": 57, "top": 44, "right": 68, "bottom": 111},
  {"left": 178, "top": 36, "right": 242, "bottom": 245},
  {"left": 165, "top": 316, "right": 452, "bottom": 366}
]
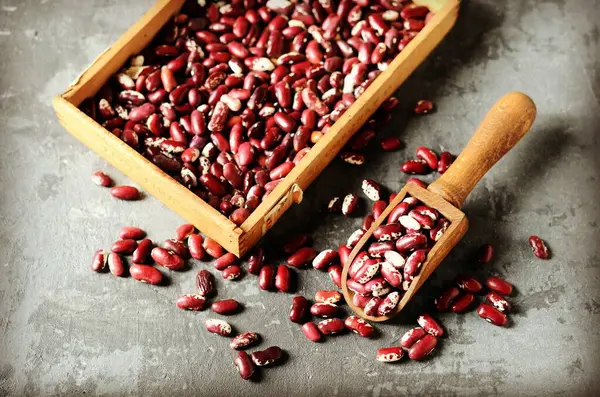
[{"left": 0, "top": 0, "right": 599, "bottom": 396}]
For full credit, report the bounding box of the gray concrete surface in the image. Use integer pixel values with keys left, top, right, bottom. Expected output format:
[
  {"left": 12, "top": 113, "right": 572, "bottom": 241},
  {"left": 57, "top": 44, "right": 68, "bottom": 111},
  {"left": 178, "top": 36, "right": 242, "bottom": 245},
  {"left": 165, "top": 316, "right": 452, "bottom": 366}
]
[{"left": 1, "top": 0, "right": 599, "bottom": 396}]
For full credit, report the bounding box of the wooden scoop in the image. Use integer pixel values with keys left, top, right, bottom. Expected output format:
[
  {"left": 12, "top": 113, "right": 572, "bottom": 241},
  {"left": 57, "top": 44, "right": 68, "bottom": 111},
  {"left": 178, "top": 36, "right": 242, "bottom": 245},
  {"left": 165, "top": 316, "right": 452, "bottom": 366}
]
[{"left": 341, "top": 92, "right": 537, "bottom": 322}]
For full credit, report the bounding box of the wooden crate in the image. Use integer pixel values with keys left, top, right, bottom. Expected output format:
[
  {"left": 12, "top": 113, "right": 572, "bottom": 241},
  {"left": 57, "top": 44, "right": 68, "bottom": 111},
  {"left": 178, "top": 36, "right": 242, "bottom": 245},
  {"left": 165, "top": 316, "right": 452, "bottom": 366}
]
[{"left": 52, "top": 0, "right": 460, "bottom": 257}]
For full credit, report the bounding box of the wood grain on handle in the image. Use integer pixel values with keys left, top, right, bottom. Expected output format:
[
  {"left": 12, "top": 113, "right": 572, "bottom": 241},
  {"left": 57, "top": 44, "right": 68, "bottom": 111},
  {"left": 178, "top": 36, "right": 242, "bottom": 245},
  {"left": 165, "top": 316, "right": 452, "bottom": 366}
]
[{"left": 427, "top": 92, "right": 537, "bottom": 208}]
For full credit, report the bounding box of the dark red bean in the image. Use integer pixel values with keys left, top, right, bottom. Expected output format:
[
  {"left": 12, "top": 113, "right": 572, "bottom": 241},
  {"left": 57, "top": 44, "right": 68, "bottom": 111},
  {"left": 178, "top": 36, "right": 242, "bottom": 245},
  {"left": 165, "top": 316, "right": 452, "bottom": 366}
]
[
  {"left": 111, "top": 239, "right": 137, "bottom": 255},
  {"left": 151, "top": 247, "right": 184, "bottom": 270},
  {"left": 119, "top": 226, "right": 145, "bottom": 240},
  {"left": 317, "top": 318, "right": 345, "bottom": 335},
  {"left": 486, "top": 276, "right": 513, "bottom": 296},
  {"left": 234, "top": 351, "right": 255, "bottom": 380},
  {"left": 477, "top": 303, "right": 508, "bottom": 326},
  {"left": 275, "top": 264, "right": 292, "bottom": 292},
  {"left": 437, "top": 151, "right": 453, "bottom": 173},
  {"left": 251, "top": 346, "right": 282, "bottom": 366},
  {"left": 455, "top": 274, "right": 483, "bottom": 293},
  {"left": 259, "top": 265, "right": 275, "bottom": 290},
  {"left": 187, "top": 234, "right": 205, "bottom": 260},
  {"left": 478, "top": 244, "right": 494, "bottom": 263},
  {"left": 435, "top": 286, "right": 460, "bottom": 311},
  {"left": 222, "top": 265, "right": 242, "bottom": 280},
  {"left": 450, "top": 293, "right": 475, "bottom": 313},
  {"left": 130, "top": 265, "right": 162, "bottom": 285},
  {"left": 289, "top": 296, "right": 309, "bottom": 323},
  {"left": 401, "top": 159, "right": 429, "bottom": 174},
  {"left": 211, "top": 299, "right": 241, "bottom": 315},
  {"left": 132, "top": 238, "right": 153, "bottom": 264},
  {"left": 287, "top": 247, "right": 317, "bottom": 268},
  {"left": 302, "top": 322, "right": 322, "bottom": 342},
  {"left": 414, "top": 99, "right": 434, "bottom": 115},
  {"left": 107, "top": 253, "right": 126, "bottom": 277},
  {"left": 310, "top": 303, "right": 339, "bottom": 318}
]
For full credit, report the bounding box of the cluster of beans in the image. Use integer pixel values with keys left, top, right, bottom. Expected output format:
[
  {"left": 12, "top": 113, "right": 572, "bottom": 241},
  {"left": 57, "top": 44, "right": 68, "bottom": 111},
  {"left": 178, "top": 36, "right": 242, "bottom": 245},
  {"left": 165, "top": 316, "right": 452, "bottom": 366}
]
[
  {"left": 377, "top": 313, "right": 444, "bottom": 362},
  {"left": 79, "top": 0, "right": 434, "bottom": 225},
  {"left": 288, "top": 291, "right": 377, "bottom": 342},
  {"left": 401, "top": 145, "right": 455, "bottom": 175},
  {"left": 342, "top": 192, "right": 450, "bottom": 317}
]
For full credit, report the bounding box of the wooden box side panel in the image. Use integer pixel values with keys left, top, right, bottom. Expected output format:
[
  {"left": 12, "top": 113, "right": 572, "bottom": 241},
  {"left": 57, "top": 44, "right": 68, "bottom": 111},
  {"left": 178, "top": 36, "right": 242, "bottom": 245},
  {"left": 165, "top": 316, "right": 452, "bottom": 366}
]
[
  {"left": 239, "top": 0, "right": 461, "bottom": 255},
  {"left": 62, "top": 0, "right": 185, "bottom": 106}
]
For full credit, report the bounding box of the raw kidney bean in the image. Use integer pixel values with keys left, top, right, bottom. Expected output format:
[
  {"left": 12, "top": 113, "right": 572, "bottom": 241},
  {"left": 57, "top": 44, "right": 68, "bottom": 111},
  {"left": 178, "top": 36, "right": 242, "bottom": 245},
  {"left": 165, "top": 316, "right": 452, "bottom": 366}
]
[
  {"left": 176, "top": 294, "right": 206, "bottom": 311},
  {"left": 234, "top": 351, "right": 255, "bottom": 380},
  {"left": 361, "top": 179, "right": 381, "bottom": 201},
  {"left": 275, "top": 265, "right": 292, "bottom": 292},
  {"left": 283, "top": 234, "right": 310, "bottom": 254},
  {"left": 215, "top": 252, "right": 238, "bottom": 271},
  {"left": 414, "top": 99, "right": 434, "bottom": 115},
  {"left": 315, "top": 290, "right": 342, "bottom": 304},
  {"left": 407, "top": 178, "right": 428, "bottom": 188},
  {"left": 163, "top": 239, "right": 190, "bottom": 259},
  {"left": 380, "top": 262, "right": 402, "bottom": 288},
  {"left": 363, "top": 297, "right": 382, "bottom": 317},
  {"left": 455, "top": 274, "right": 483, "bottom": 293},
  {"left": 205, "top": 319, "right": 232, "bottom": 336},
  {"left": 151, "top": 247, "right": 184, "bottom": 270},
  {"left": 107, "top": 253, "right": 126, "bottom": 277},
  {"left": 376, "top": 347, "right": 404, "bottom": 362},
  {"left": 372, "top": 200, "right": 387, "bottom": 220},
  {"left": 212, "top": 299, "right": 241, "bottom": 315},
  {"left": 380, "top": 137, "right": 402, "bottom": 151},
  {"left": 417, "top": 314, "right": 444, "bottom": 337},
  {"left": 83, "top": 2, "right": 434, "bottom": 223},
  {"left": 230, "top": 331, "right": 260, "bottom": 350},
  {"left": 353, "top": 293, "right": 371, "bottom": 309},
  {"left": 110, "top": 186, "right": 139, "bottom": 200},
  {"left": 477, "top": 303, "right": 508, "bottom": 326},
  {"left": 384, "top": 251, "right": 406, "bottom": 269},
  {"left": 251, "top": 346, "right": 282, "bottom": 366},
  {"left": 302, "top": 322, "right": 322, "bottom": 342},
  {"left": 342, "top": 194, "right": 359, "bottom": 216},
  {"left": 222, "top": 265, "right": 242, "bottom": 280},
  {"left": 196, "top": 270, "right": 214, "bottom": 296},
  {"left": 401, "top": 159, "right": 429, "bottom": 174},
  {"left": 91, "top": 171, "right": 112, "bottom": 187},
  {"left": 373, "top": 224, "right": 403, "bottom": 241},
  {"left": 328, "top": 264, "right": 342, "bottom": 288},
  {"left": 187, "top": 234, "right": 205, "bottom": 260},
  {"left": 408, "top": 334, "right": 438, "bottom": 360},
  {"left": 203, "top": 237, "right": 224, "bottom": 258},
  {"left": 289, "top": 296, "right": 309, "bottom": 323},
  {"left": 119, "top": 226, "right": 145, "bottom": 240},
  {"left": 416, "top": 146, "right": 438, "bottom": 169},
  {"left": 310, "top": 303, "right": 339, "bottom": 318},
  {"left": 377, "top": 291, "right": 400, "bottom": 316},
  {"left": 345, "top": 316, "right": 375, "bottom": 338},
  {"left": 317, "top": 318, "right": 345, "bottom": 335},
  {"left": 437, "top": 152, "right": 453, "bottom": 173},
  {"left": 435, "top": 286, "right": 460, "bottom": 311},
  {"left": 478, "top": 244, "right": 494, "bottom": 263},
  {"left": 111, "top": 239, "right": 137, "bottom": 255},
  {"left": 91, "top": 249, "right": 108, "bottom": 272},
  {"left": 486, "top": 276, "right": 513, "bottom": 296},
  {"left": 247, "top": 246, "right": 265, "bottom": 275},
  {"left": 259, "top": 265, "right": 275, "bottom": 290},
  {"left": 400, "top": 327, "right": 427, "bottom": 349},
  {"left": 312, "top": 249, "right": 339, "bottom": 270},
  {"left": 486, "top": 291, "right": 511, "bottom": 312},
  {"left": 528, "top": 235, "right": 550, "bottom": 259},
  {"left": 450, "top": 293, "right": 474, "bottom": 313},
  {"left": 132, "top": 238, "right": 152, "bottom": 264},
  {"left": 175, "top": 223, "right": 195, "bottom": 240},
  {"left": 287, "top": 247, "right": 317, "bottom": 268},
  {"left": 130, "top": 264, "right": 162, "bottom": 285}
]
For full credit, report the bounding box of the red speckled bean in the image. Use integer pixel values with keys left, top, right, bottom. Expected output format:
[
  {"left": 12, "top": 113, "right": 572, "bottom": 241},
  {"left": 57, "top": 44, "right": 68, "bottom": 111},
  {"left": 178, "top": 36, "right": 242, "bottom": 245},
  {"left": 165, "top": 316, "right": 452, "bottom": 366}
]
[
  {"left": 417, "top": 314, "right": 444, "bottom": 337},
  {"left": 477, "top": 303, "right": 508, "bottom": 326},
  {"left": 91, "top": 171, "right": 112, "bottom": 187},
  {"left": 376, "top": 347, "right": 404, "bottom": 362},
  {"left": 528, "top": 235, "right": 550, "bottom": 259},
  {"left": 317, "top": 318, "right": 345, "bottom": 335},
  {"left": 259, "top": 265, "right": 275, "bottom": 290},
  {"left": 400, "top": 327, "right": 427, "bottom": 348},
  {"left": 486, "top": 291, "right": 511, "bottom": 312}
]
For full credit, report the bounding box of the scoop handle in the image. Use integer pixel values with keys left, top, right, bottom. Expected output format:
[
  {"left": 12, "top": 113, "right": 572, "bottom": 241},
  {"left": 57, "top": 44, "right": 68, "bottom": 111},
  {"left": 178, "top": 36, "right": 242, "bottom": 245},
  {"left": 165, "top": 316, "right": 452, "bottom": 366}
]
[{"left": 427, "top": 92, "right": 537, "bottom": 208}]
